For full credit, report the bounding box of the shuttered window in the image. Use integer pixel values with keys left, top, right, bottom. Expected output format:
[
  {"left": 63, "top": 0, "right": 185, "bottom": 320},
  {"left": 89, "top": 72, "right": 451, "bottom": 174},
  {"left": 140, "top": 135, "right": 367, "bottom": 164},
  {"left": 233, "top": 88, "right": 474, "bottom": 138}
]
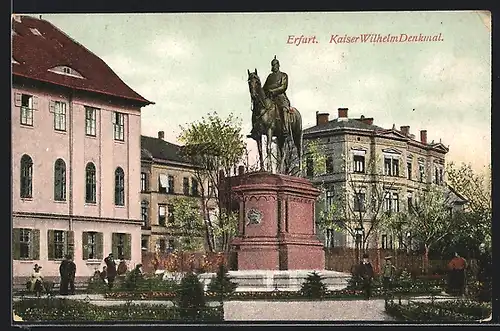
[
  {"left": 112, "top": 233, "right": 131, "bottom": 260},
  {"left": 13, "top": 228, "right": 40, "bottom": 260},
  {"left": 47, "top": 230, "right": 74, "bottom": 260},
  {"left": 82, "top": 231, "right": 103, "bottom": 260}
]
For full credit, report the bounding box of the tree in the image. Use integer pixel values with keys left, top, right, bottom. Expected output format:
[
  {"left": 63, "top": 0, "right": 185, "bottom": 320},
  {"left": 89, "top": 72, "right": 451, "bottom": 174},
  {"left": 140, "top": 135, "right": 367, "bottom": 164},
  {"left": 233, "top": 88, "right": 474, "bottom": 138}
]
[
  {"left": 178, "top": 112, "right": 246, "bottom": 252},
  {"left": 169, "top": 196, "right": 205, "bottom": 251},
  {"left": 207, "top": 263, "right": 238, "bottom": 298},
  {"left": 176, "top": 272, "right": 206, "bottom": 320},
  {"left": 387, "top": 184, "right": 455, "bottom": 273},
  {"left": 446, "top": 162, "right": 491, "bottom": 250},
  {"left": 300, "top": 271, "right": 328, "bottom": 299}
]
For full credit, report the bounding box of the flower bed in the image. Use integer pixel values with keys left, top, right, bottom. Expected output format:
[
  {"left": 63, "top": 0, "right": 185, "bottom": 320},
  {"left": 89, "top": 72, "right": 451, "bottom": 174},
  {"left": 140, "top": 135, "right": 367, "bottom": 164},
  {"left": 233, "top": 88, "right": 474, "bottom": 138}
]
[
  {"left": 385, "top": 299, "right": 491, "bottom": 322},
  {"left": 13, "top": 298, "right": 223, "bottom": 322}
]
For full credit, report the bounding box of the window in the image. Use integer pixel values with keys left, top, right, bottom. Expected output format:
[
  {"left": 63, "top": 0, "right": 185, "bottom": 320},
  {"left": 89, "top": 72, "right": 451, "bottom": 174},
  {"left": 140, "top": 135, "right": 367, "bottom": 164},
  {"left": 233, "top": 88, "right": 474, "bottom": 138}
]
[
  {"left": 381, "top": 234, "right": 394, "bottom": 249},
  {"left": 384, "top": 156, "right": 399, "bottom": 176},
  {"left": 50, "top": 230, "right": 66, "bottom": 260},
  {"left": 407, "top": 161, "right": 412, "bottom": 180},
  {"left": 325, "top": 156, "right": 334, "bottom": 174},
  {"left": 306, "top": 157, "right": 314, "bottom": 177},
  {"left": 353, "top": 155, "right": 365, "bottom": 173},
  {"left": 85, "top": 107, "right": 97, "bottom": 136},
  {"left": 85, "top": 162, "right": 96, "bottom": 203},
  {"left": 167, "top": 204, "right": 175, "bottom": 223},
  {"left": 141, "top": 201, "right": 148, "bottom": 225},
  {"left": 113, "top": 112, "right": 125, "bottom": 141},
  {"left": 392, "top": 193, "right": 399, "bottom": 212},
  {"left": 82, "top": 232, "right": 100, "bottom": 260},
  {"left": 191, "top": 178, "right": 199, "bottom": 196},
  {"left": 434, "top": 165, "right": 444, "bottom": 185},
  {"left": 158, "top": 204, "right": 167, "bottom": 226},
  {"left": 167, "top": 239, "right": 175, "bottom": 251},
  {"left": 114, "top": 167, "right": 125, "bottom": 206},
  {"left": 158, "top": 239, "right": 166, "bottom": 252},
  {"left": 54, "top": 158, "right": 66, "bottom": 201},
  {"left": 140, "top": 172, "right": 148, "bottom": 192},
  {"left": 325, "top": 190, "right": 335, "bottom": 211},
  {"left": 20, "top": 94, "right": 34, "bottom": 126},
  {"left": 112, "top": 233, "right": 131, "bottom": 260},
  {"left": 439, "top": 168, "right": 443, "bottom": 185},
  {"left": 141, "top": 236, "right": 149, "bottom": 251},
  {"left": 407, "top": 192, "right": 413, "bottom": 211},
  {"left": 183, "top": 177, "right": 190, "bottom": 195},
  {"left": 13, "top": 228, "right": 39, "bottom": 260},
  {"left": 419, "top": 163, "right": 425, "bottom": 182},
  {"left": 384, "top": 192, "right": 392, "bottom": 212},
  {"left": 168, "top": 175, "right": 175, "bottom": 194},
  {"left": 381, "top": 234, "right": 387, "bottom": 249},
  {"left": 353, "top": 192, "right": 366, "bottom": 212},
  {"left": 20, "top": 154, "right": 33, "bottom": 198},
  {"left": 20, "top": 229, "right": 31, "bottom": 259},
  {"left": 52, "top": 101, "right": 67, "bottom": 131},
  {"left": 207, "top": 180, "right": 214, "bottom": 197}
]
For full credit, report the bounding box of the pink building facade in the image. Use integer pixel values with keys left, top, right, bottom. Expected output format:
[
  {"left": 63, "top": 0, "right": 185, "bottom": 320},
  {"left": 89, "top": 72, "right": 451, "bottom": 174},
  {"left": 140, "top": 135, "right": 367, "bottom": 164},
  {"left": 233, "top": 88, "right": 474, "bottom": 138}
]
[{"left": 12, "top": 16, "right": 153, "bottom": 279}]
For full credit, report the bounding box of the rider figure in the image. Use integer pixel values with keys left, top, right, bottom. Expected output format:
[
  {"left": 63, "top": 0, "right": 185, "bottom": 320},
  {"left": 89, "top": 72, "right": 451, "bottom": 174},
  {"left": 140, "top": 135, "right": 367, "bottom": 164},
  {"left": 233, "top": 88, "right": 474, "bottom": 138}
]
[{"left": 249, "top": 56, "right": 292, "bottom": 139}]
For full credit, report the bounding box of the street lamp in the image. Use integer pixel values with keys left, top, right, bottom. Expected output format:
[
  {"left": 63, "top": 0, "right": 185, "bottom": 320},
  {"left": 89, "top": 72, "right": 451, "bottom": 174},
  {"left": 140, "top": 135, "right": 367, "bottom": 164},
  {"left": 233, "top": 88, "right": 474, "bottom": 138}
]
[{"left": 355, "top": 227, "right": 364, "bottom": 261}]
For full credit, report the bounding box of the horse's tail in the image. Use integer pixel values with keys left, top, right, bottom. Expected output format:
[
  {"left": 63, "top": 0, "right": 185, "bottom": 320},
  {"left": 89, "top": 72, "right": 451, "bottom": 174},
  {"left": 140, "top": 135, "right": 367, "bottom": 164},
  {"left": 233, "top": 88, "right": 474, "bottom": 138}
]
[{"left": 291, "top": 109, "right": 303, "bottom": 160}]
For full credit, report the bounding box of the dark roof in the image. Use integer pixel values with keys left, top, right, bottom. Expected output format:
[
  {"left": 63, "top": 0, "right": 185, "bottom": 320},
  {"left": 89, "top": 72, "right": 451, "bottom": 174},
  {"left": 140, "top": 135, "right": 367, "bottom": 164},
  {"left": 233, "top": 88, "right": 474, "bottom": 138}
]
[
  {"left": 11, "top": 16, "right": 153, "bottom": 106},
  {"left": 303, "top": 118, "right": 386, "bottom": 134},
  {"left": 141, "top": 135, "right": 191, "bottom": 165}
]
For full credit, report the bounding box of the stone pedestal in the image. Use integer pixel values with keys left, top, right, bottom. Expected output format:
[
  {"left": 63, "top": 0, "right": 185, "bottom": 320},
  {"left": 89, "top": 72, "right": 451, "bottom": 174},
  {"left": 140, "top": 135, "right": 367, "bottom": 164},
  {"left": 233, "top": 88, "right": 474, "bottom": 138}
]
[{"left": 229, "top": 172, "right": 324, "bottom": 270}]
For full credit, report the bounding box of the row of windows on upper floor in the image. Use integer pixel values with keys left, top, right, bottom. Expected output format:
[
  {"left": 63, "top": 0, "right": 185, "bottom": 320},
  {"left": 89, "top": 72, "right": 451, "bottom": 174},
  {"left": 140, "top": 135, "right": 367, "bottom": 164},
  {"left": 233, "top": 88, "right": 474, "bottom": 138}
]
[
  {"left": 140, "top": 172, "right": 215, "bottom": 197},
  {"left": 15, "top": 93, "right": 127, "bottom": 141},
  {"left": 306, "top": 153, "right": 444, "bottom": 185},
  {"left": 13, "top": 228, "right": 132, "bottom": 261},
  {"left": 19, "top": 154, "right": 126, "bottom": 205}
]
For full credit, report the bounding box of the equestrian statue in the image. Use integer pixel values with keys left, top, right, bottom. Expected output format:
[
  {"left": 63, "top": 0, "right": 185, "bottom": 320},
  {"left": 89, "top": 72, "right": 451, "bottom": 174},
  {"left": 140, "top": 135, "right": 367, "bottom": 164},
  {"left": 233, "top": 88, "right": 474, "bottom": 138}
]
[{"left": 247, "top": 56, "right": 303, "bottom": 175}]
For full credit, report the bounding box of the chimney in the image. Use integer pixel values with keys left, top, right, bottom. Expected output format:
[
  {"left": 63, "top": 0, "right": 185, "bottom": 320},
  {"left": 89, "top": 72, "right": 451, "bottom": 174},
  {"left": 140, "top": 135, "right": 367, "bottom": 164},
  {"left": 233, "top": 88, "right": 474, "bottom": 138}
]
[
  {"left": 420, "top": 130, "right": 427, "bottom": 144},
  {"left": 338, "top": 108, "right": 348, "bottom": 119},
  {"left": 158, "top": 131, "right": 165, "bottom": 140},
  {"left": 357, "top": 115, "right": 374, "bottom": 126},
  {"left": 400, "top": 126, "right": 410, "bottom": 136},
  {"left": 315, "top": 111, "right": 330, "bottom": 125}
]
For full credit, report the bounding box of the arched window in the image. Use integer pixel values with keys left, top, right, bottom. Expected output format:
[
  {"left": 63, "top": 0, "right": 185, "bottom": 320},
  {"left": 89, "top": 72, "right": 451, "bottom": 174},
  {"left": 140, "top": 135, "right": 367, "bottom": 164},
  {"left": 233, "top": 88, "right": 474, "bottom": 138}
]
[
  {"left": 54, "top": 159, "right": 66, "bottom": 201},
  {"left": 85, "top": 162, "right": 96, "bottom": 203},
  {"left": 115, "top": 167, "right": 125, "bottom": 206},
  {"left": 20, "top": 154, "right": 33, "bottom": 198}
]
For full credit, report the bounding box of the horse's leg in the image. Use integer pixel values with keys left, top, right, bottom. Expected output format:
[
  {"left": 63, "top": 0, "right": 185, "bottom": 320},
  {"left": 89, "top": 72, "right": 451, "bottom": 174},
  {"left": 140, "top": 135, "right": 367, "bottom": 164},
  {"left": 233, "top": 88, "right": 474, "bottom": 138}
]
[
  {"left": 256, "top": 135, "right": 264, "bottom": 171},
  {"left": 266, "top": 129, "right": 273, "bottom": 172},
  {"left": 277, "top": 135, "right": 285, "bottom": 174}
]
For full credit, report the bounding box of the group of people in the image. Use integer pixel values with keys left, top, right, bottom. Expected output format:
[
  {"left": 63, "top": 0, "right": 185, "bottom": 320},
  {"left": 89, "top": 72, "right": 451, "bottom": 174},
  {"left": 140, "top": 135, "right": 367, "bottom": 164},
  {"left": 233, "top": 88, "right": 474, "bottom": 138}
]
[
  {"left": 27, "top": 254, "right": 76, "bottom": 296},
  {"left": 355, "top": 251, "right": 472, "bottom": 300}
]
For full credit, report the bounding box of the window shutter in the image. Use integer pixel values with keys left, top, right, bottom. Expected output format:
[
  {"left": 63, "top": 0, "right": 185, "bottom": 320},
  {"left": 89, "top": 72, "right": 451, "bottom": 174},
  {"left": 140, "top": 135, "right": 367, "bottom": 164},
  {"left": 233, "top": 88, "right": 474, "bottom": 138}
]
[
  {"left": 111, "top": 233, "right": 119, "bottom": 258},
  {"left": 82, "top": 232, "right": 89, "bottom": 260},
  {"left": 47, "top": 230, "right": 55, "bottom": 260},
  {"left": 49, "top": 100, "right": 55, "bottom": 113},
  {"left": 66, "top": 230, "right": 75, "bottom": 258},
  {"left": 32, "top": 96, "right": 38, "bottom": 110},
  {"left": 14, "top": 92, "right": 22, "bottom": 107},
  {"left": 32, "top": 229, "right": 40, "bottom": 260},
  {"left": 96, "top": 232, "right": 104, "bottom": 259},
  {"left": 124, "top": 234, "right": 132, "bottom": 260},
  {"left": 12, "top": 228, "right": 20, "bottom": 260}
]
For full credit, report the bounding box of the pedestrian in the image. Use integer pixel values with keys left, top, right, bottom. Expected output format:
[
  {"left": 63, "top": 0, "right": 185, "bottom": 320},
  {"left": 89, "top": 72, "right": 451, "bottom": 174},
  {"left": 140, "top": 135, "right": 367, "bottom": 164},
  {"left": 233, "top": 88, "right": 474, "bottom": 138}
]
[
  {"left": 358, "top": 253, "right": 374, "bottom": 300},
  {"left": 100, "top": 265, "right": 108, "bottom": 284},
  {"left": 67, "top": 255, "right": 77, "bottom": 295},
  {"left": 448, "top": 252, "right": 467, "bottom": 296},
  {"left": 30, "top": 264, "right": 44, "bottom": 297},
  {"left": 104, "top": 253, "right": 117, "bottom": 290},
  {"left": 117, "top": 259, "right": 128, "bottom": 276},
  {"left": 59, "top": 255, "right": 71, "bottom": 295},
  {"left": 382, "top": 256, "right": 396, "bottom": 292}
]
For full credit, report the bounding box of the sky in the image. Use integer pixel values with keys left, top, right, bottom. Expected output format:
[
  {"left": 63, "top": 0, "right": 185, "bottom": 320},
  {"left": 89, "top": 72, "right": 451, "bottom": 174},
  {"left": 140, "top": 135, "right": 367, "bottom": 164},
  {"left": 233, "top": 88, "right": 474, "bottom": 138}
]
[{"left": 24, "top": 11, "right": 491, "bottom": 173}]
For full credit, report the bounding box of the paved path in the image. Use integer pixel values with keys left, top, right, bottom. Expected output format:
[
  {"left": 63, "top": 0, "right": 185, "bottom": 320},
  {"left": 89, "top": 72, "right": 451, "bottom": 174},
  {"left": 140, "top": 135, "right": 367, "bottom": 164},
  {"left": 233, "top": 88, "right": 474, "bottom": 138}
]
[{"left": 224, "top": 299, "right": 394, "bottom": 321}]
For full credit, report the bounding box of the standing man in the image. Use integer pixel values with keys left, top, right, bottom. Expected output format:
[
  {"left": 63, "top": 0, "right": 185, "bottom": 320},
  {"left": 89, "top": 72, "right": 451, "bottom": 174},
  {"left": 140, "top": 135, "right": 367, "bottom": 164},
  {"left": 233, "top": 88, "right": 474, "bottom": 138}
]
[
  {"left": 448, "top": 252, "right": 467, "bottom": 296},
  {"left": 358, "top": 253, "right": 374, "bottom": 300},
  {"left": 67, "top": 255, "right": 77, "bottom": 295},
  {"left": 104, "top": 253, "right": 117, "bottom": 290},
  {"left": 59, "top": 255, "right": 71, "bottom": 295},
  {"left": 382, "top": 256, "right": 397, "bottom": 292}
]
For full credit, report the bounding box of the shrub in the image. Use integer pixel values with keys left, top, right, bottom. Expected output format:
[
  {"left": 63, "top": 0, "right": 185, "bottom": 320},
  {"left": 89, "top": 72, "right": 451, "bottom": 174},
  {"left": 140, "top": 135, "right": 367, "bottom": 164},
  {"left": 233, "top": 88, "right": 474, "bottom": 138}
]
[
  {"left": 207, "top": 264, "right": 237, "bottom": 298},
  {"left": 176, "top": 272, "right": 206, "bottom": 320},
  {"left": 300, "top": 271, "right": 327, "bottom": 299}
]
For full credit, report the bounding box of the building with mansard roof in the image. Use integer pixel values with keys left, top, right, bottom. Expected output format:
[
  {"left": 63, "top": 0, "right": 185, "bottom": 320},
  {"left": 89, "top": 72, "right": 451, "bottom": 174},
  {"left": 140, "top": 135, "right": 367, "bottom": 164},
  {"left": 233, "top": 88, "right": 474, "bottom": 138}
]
[{"left": 11, "top": 15, "right": 153, "bottom": 281}]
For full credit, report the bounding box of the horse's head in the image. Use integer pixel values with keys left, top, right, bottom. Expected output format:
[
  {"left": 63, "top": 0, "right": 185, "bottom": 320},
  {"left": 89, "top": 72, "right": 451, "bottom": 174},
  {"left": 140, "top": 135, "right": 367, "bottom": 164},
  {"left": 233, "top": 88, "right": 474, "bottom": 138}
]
[{"left": 247, "top": 68, "right": 261, "bottom": 98}]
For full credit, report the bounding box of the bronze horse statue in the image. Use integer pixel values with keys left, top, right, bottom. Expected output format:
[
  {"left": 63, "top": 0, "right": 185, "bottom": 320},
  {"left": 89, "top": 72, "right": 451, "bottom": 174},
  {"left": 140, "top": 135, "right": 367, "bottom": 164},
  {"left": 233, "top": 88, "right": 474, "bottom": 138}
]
[{"left": 247, "top": 69, "right": 303, "bottom": 174}]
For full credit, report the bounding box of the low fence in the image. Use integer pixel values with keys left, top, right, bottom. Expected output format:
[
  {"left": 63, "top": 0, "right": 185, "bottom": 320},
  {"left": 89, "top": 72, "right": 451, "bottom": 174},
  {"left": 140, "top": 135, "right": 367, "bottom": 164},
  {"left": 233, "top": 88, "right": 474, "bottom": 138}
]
[{"left": 141, "top": 251, "right": 235, "bottom": 274}]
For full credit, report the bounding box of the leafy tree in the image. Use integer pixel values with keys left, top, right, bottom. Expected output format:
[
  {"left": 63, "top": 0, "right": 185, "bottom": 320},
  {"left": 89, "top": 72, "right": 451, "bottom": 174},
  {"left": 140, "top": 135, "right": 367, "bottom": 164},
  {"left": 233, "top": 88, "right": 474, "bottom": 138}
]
[
  {"left": 178, "top": 112, "right": 246, "bottom": 252},
  {"left": 169, "top": 197, "right": 205, "bottom": 251},
  {"left": 300, "top": 271, "right": 327, "bottom": 299},
  {"left": 176, "top": 272, "right": 206, "bottom": 320},
  {"left": 446, "top": 162, "right": 491, "bottom": 250},
  {"left": 207, "top": 263, "right": 237, "bottom": 298},
  {"left": 388, "top": 184, "right": 455, "bottom": 273}
]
